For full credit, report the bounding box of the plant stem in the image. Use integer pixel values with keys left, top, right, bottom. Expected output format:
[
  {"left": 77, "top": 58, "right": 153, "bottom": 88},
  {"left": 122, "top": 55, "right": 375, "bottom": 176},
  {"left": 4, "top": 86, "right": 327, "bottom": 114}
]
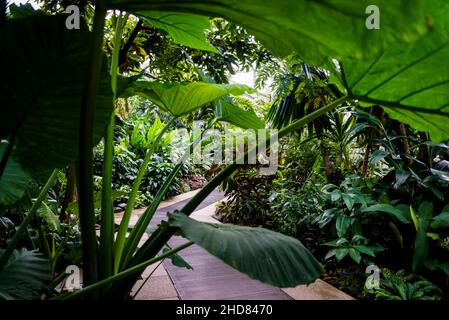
[
  {"left": 114, "top": 117, "right": 176, "bottom": 273},
  {"left": 99, "top": 12, "right": 127, "bottom": 281},
  {"left": 77, "top": 0, "right": 107, "bottom": 290},
  {"left": 133, "top": 95, "right": 348, "bottom": 265},
  {"left": 0, "top": 170, "right": 58, "bottom": 270},
  {"left": 122, "top": 120, "right": 216, "bottom": 269},
  {"left": 0, "top": 137, "right": 14, "bottom": 182},
  {"left": 54, "top": 241, "right": 193, "bottom": 300}
]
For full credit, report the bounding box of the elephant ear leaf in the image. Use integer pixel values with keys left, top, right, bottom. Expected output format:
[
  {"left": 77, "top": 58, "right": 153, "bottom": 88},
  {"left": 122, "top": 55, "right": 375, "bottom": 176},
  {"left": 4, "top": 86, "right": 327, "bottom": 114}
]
[
  {"left": 136, "top": 12, "right": 217, "bottom": 52},
  {"left": 0, "top": 143, "right": 29, "bottom": 206},
  {"left": 120, "top": 81, "right": 250, "bottom": 117},
  {"left": 339, "top": 2, "right": 449, "bottom": 142},
  {"left": 0, "top": 249, "right": 51, "bottom": 300},
  {"left": 215, "top": 99, "right": 265, "bottom": 130},
  {"left": 107, "top": 0, "right": 429, "bottom": 65},
  {"left": 0, "top": 15, "right": 114, "bottom": 176},
  {"left": 167, "top": 211, "right": 323, "bottom": 287}
]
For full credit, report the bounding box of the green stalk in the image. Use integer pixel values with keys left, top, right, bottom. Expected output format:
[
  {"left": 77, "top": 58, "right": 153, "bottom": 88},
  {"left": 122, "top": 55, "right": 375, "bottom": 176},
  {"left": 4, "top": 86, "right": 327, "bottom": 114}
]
[
  {"left": 121, "top": 120, "right": 216, "bottom": 269},
  {"left": 120, "top": 162, "right": 183, "bottom": 268},
  {"left": 132, "top": 95, "right": 348, "bottom": 265},
  {"left": 54, "top": 241, "right": 193, "bottom": 300},
  {"left": 0, "top": 170, "right": 58, "bottom": 269},
  {"left": 77, "top": 0, "right": 107, "bottom": 289},
  {"left": 0, "top": 136, "right": 14, "bottom": 181},
  {"left": 130, "top": 163, "right": 238, "bottom": 265},
  {"left": 99, "top": 12, "right": 127, "bottom": 281},
  {"left": 114, "top": 117, "right": 176, "bottom": 273}
]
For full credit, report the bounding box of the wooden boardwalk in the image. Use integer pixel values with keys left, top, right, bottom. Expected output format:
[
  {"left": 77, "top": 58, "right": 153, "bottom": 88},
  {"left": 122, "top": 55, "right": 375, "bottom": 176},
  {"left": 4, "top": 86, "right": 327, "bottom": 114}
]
[{"left": 150, "top": 190, "right": 292, "bottom": 300}]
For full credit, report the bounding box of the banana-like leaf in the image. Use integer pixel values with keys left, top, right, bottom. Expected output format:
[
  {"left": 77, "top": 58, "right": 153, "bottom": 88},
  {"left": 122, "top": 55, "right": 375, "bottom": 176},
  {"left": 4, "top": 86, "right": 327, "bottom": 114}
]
[
  {"left": 340, "top": 1, "right": 449, "bottom": 142},
  {"left": 431, "top": 212, "right": 449, "bottom": 229},
  {"left": 137, "top": 12, "right": 217, "bottom": 52},
  {"left": 107, "top": 0, "right": 429, "bottom": 65},
  {"left": 362, "top": 204, "right": 411, "bottom": 224},
  {"left": 167, "top": 211, "right": 323, "bottom": 287},
  {"left": 412, "top": 218, "right": 430, "bottom": 272},
  {"left": 0, "top": 15, "right": 114, "bottom": 175},
  {"left": 37, "top": 203, "right": 60, "bottom": 232},
  {"left": 0, "top": 249, "right": 51, "bottom": 300},
  {"left": 215, "top": 100, "right": 265, "bottom": 130},
  {"left": 120, "top": 81, "right": 249, "bottom": 117},
  {"left": 336, "top": 215, "right": 351, "bottom": 238},
  {"left": 0, "top": 143, "right": 29, "bottom": 205}
]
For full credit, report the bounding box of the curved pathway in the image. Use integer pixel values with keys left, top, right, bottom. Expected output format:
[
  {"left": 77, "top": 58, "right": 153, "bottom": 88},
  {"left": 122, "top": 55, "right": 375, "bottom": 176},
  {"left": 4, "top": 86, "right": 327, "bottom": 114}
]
[{"left": 131, "top": 189, "right": 352, "bottom": 300}]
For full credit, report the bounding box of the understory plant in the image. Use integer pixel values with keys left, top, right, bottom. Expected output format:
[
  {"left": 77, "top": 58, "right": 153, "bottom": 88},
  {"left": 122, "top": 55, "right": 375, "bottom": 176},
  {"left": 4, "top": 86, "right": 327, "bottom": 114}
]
[{"left": 1, "top": 0, "right": 449, "bottom": 301}]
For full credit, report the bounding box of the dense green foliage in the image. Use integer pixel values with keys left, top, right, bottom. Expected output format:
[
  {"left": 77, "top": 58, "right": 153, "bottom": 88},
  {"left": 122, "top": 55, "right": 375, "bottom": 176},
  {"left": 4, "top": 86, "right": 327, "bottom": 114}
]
[{"left": 1, "top": 0, "right": 449, "bottom": 301}]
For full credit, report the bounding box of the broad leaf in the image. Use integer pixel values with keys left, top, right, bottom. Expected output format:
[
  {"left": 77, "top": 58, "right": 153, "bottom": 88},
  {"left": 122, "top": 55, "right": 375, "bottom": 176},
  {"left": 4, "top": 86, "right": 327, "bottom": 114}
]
[
  {"left": 121, "top": 81, "right": 249, "bottom": 117},
  {"left": 431, "top": 212, "right": 449, "bottom": 229},
  {"left": 37, "top": 203, "right": 60, "bottom": 232},
  {"left": 395, "top": 170, "right": 410, "bottom": 189},
  {"left": 418, "top": 201, "right": 433, "bottom": 220},
  {"left": 348, "top": 248, "right": 361, "bottom": 264},
  {"left": 108, "top": 0, "right": 429, "bottom": 65},
  {"left": 0, "top": 249, "right": 51, "bottom": 300},
  {"left": 369, "top": 150, "right": 390, "bottom": 165},
  {"left": 168, "top": 211, "right": 323, "bottom": 287},
  {"left": 335, "top": 248, "right": 349, "bottom": 261},
  {"left": 354, "top": 245, "right": 375, "bottom": 257},
  {"left": 336, "top": 215, "right": 351, "bottom": 238},
  {"left": 340, "top": 1, "right": 449, "bottom": 142},
  {"left": 342, "top": 194, "right": 354, "bottom": 210},
  {"left": 0, "top": 15, "right": 114, "bottom": 175},
  {"left": 0, "top": 143, "right": 29, "bottom": 205},
  {"left": 362, "top": 204, "right": 411, "bottom": 224},
  {"left": 215, "top": 100, "right": 265, "bottom": 130},
  {"left": 137, "top": 12, "right": 217, "bottom": 52},
  {"left": 412, "top": 218, "right": 430, "bottom": 272}
]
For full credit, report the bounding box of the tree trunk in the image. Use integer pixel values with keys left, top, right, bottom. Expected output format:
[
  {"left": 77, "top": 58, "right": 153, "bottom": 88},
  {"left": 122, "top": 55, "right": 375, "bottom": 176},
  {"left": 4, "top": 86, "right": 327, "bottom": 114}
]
[
  {"left": 60, "top": 165, "right": 77, "bottom": 222},
  {"left": 361, "top": 144, "right": 371, "bottom": 176},
  {"left": 319, "top": 142, "right": 333, "bottom": 181},
  {"left": 417, "top": 132, "right": 432, "bottom": 167},
  {"left": 394, "top": 121, "right": 412, "bottom": 167}
]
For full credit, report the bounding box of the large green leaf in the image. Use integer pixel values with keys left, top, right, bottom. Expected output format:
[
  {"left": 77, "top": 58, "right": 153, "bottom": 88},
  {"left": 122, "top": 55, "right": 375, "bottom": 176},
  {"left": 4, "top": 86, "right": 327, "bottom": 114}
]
[
  {"left": 362, "top": 204, "right": 411, "bottom": 224},
  {"left": 336, "top": 215, "right": 351, "bottom": 238},
  {"left": 0, "top": 249, "right": 51, "bottom": 300},
  {"left": 37, "top": 203, "right": 60, "bottom": 232},
  {"left": 121, "top": 81, "right": 249, "bottom": 117},
  {"left": 108, "top": 0, "right": 429, "bottom": 65},
  {"left": 431, "top": 211, "right": 449, "bottom": 229},
  {"left": 0, "top": 15, "right": 114, "bottom": 175},
  {"left": 340, "top": 1, "right": 449, "bottom": 142},
  {"left": 412, "top": 218, "right": 430, "bottom": 272},
  {"left": 0, "top": 143, "right": 29, "bottom": 205},
  {"left": 167, "top": 211, "right": 323, "bottom": 287},
  {"left": 137, "top": 12, "right": 217, "bottom": 52},
  {"left": 215, "top": 99, "right": 265, "bottom": 130}
]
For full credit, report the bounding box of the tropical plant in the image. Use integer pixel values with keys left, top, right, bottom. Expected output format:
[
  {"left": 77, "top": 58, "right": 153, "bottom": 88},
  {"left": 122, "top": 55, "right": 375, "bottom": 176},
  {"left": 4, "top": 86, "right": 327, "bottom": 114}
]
[
  {"left": 216, "top": 166, "right": 274, "bottom": 227},
  {"left": 369, "top": 269, "right": 442, "bottom": 300},
  {"left": 2, "top": 0, "right": 449, "bottom": 301}
]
